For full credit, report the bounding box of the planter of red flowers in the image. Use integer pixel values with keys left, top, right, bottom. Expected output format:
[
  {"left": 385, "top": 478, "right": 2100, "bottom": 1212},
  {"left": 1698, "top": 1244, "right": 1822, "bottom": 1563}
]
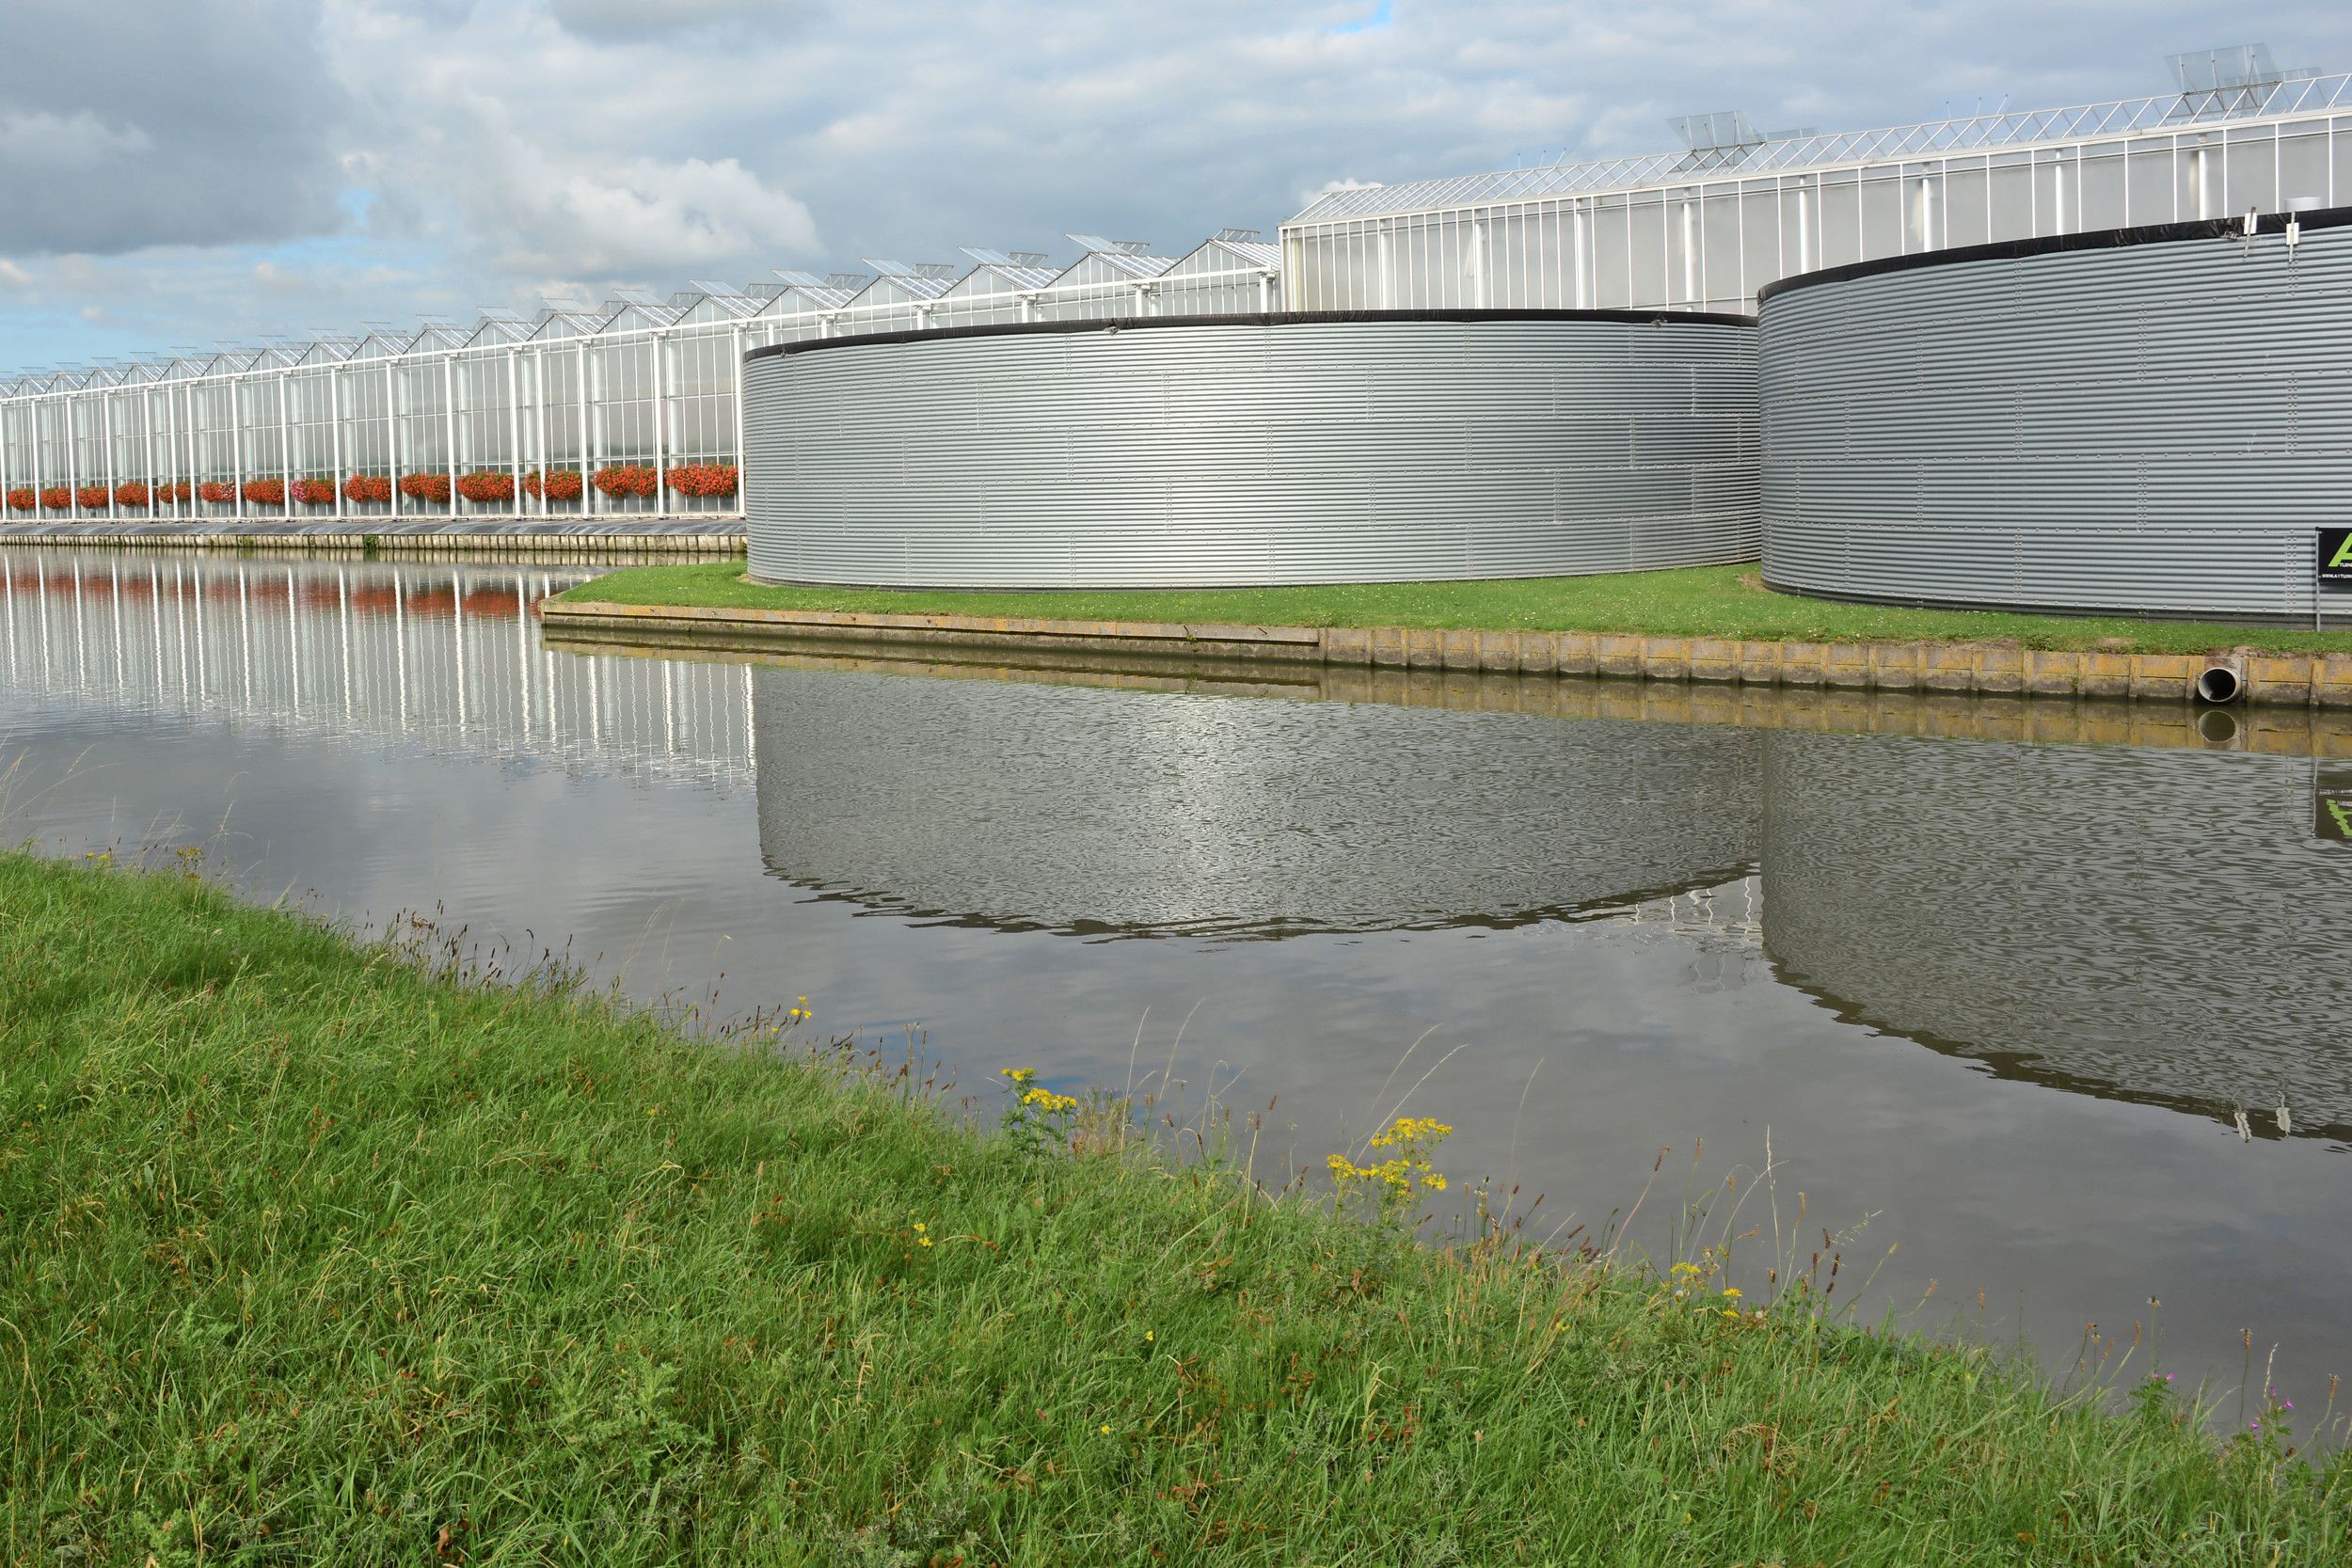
[
  {"left": 163, "top": 480, "right": 193, "bottom": 504},
  {"left": 343, "top": 473, "right": 392, "bottom": 504},
  {"left": 40, "top": 487, "right": 71, "bottom": 511},
  {"left": 398, "top": 472, "right": 452, "bottom": 505},
  {"left": 523, "top": 468, "right": 585, "bottom": 502},
  {"left": 6, "top": 488, "right": 34, "bottom": 513},
  {"left": 242, "top": 478, "right": 285, "bottom": 507},
  {"left": 592, "top": 464, "right": 659, "bottom": 499},
  {"left": 75, "top": 484, "right": 111, "bottom": 510},
  {"left": 114, "top": 481, "right": 151, "bottom": 508},
  {"left": 292, "top": 478, "right": 338, "bottom": 507},
  {"left": 198, "top": 481, "right": 235, "bottom": 505},
  {"left": 456, "top": 470, "right": 516, "bottom": 505},
  {"left": 663, "top": 462, "right": 739, "bottom": 499}
]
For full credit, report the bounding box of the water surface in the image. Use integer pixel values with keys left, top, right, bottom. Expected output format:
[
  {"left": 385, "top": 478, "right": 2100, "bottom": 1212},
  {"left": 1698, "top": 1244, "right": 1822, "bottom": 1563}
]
[{"left": 5, "top": 549, "right": 2347, "bottom": 1414}]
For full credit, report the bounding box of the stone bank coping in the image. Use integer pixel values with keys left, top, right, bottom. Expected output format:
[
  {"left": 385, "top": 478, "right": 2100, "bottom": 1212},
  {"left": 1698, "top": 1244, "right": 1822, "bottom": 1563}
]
[{"left": 542, "top": 599, "right": 2352, "bottom": 709}]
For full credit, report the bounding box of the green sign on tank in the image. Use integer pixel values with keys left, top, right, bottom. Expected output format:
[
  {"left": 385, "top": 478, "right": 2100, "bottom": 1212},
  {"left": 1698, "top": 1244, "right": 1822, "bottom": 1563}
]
[
  {"left": 2322, "top": 528, "right": 2352, "bottom": 583},
  {"left": 2317, "top": 764, "right": 2352, "bottom": 841}
]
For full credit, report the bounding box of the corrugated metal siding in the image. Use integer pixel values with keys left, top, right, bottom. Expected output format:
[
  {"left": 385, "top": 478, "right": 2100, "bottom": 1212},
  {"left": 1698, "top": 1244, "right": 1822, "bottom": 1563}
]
[
  {"left": 745, "top": 317, "right": 1758, "bottom": 588},
  {"left": 1761, "top": 729, "right": 2352, "bottom": 1133},
  {"left": 751, "top": 664, "right": 1761, "bottom": 933},
  {"left": 1759, "top": 222, "right": 2352, "bottom": 619}
]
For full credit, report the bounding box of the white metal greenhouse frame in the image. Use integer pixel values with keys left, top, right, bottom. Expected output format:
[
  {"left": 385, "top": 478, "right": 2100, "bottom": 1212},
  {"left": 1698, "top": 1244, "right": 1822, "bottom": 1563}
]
[
  {"left": 0, "top": 234, "right": 1280, "bottom": 528},
  {"left": 1281, "top": 59, "right": 2352, "bottom": 314}
]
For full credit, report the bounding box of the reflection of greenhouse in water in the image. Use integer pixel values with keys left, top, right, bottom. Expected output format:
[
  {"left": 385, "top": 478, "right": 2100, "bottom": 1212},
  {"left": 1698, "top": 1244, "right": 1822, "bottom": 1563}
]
[
  {"left": 1761, "top": 731, "right": 2352, "bottom": 1140},
  {"left": 750, "top": 666, "right": 1763, "bottom": 937},
  {"left": 0, "top": 552, "right": 755, "bottom": 796}
]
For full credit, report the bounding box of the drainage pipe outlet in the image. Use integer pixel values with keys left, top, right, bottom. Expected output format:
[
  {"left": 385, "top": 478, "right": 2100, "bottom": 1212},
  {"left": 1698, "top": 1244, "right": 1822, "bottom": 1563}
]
[{"left": 2195, "top": 663, "right": 2244, "bottom": 705}]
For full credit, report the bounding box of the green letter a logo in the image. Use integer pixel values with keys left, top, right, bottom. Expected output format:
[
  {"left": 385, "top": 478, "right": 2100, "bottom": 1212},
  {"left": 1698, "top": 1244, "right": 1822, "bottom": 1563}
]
[{"left": 2330, "top": 535, "right": 2352, "bottom": 569}]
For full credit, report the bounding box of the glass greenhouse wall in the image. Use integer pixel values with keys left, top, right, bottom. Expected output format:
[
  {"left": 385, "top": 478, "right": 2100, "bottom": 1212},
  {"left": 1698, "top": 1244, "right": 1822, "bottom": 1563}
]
[
  {"left": 1281, "top": 58, "right": 2352, "bottom": 315},
  {"left": 0, "top": 235, "right": 1282, "bottom": 526}
]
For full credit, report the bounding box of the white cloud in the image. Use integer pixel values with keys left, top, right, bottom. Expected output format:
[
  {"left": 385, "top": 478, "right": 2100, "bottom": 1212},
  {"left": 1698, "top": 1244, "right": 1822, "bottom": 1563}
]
[
  {"left": 491, "top": 154, "right": 818, "bottom": 276},
  {"left": 0, "top": 110, "right": 152, "bottom": 167},
  {"left": 0, "top": 260, "right": 32, "bottom": 289},
  {"left": 1302, "top": 176, "right": 1384, "bottom": 207},
  {"left": 1, "top": 0, "right": 345, "bottom": 256},
  {"left": 322, "top": 0, "right": 822, "bottom": 289},
  {"left": 548, "top": 0, "right": 795, "bottom": 38},
  {"left": 8, "top": 0, "right": 2352, "bottom": 372}
]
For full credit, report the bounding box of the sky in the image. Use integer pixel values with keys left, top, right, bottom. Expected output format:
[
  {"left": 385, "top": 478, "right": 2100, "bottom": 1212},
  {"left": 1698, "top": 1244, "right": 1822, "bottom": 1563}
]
[{"left": 5, "top": 0, "right": 2350, "bottom": 372}]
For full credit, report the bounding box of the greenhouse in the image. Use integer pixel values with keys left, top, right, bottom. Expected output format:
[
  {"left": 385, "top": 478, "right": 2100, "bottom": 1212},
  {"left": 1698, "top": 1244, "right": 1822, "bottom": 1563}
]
[
  {"left": 13, "top": 40, "right": 2349, "bottom": 549},
  {"left": 1280, "top": 46, "right": 2352, "bottom": 314},
  {"left": 0, "top": 233, "right": 1283, "bottom": 529}
]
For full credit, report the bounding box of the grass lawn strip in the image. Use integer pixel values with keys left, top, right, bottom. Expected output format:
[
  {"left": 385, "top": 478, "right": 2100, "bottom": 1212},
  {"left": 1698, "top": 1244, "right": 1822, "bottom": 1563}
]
[
  {"left": 559, "top": 561, "right": 2352, "bottom": 657},
  {"left": 3, "top": 850, "right": 2344, "bottom": 1563}
]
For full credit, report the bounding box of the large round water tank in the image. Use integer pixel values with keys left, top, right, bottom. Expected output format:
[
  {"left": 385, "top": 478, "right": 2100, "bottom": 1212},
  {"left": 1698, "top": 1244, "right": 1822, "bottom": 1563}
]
[
  {"left": 743, "top": 310, "right": 1759, "bottom": 588},
  {"left": 1758, "top": 210, "right": 2352, "bottom": 621}
]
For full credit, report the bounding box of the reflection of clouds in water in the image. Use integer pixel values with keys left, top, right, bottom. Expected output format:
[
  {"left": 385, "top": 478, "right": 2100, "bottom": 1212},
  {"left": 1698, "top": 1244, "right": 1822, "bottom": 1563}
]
[
  {"left": 751, "top": 667, "right": 1763, "bottom": 937},
  {"left": 1762, "top": 731, "right": 2352, "bottom": 1139}
]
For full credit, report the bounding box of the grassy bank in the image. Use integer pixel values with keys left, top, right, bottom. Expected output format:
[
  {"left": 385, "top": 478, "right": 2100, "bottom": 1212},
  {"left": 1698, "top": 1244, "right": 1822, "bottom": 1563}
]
[
  {"left": 3, "top": 851, "right": 2344, "bottom": 1564},
  {"left": 560, "top": 561, "right": 2352, "bottom": 657}
]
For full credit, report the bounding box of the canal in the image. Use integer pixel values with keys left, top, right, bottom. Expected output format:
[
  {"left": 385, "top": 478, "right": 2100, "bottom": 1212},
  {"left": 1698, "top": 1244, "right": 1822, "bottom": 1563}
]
[{"left": 4, "top": 548, "right": 2347, "bottom": 1411}]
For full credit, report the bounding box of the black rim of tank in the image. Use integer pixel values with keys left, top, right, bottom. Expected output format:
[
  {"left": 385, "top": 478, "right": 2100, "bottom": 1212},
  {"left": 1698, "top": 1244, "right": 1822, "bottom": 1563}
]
[
  {"left": 1756, "top": 202, "right": 2352, "bottom": 307},
  {"left": 746, "top": 306, "right": 1758, "bottom": 361}
]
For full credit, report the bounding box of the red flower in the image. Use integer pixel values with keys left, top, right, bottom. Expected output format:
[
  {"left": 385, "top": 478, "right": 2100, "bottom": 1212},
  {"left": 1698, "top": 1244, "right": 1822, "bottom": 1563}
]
[
  {"left": 242, "top": 478, "right": 285, "bottom": 506},
  {"left": 397, "top": 472, "right": 453, "bottom": 504},
  {"left": 6, "top": 488, "right": 34, "bottom": 513},
  {"left": 455, "top": 469, "right": 516, "bottom": 504},
  {"left": 523, "top": 468, "right": 585, "bottom": 502},
  {"left": 76, "top": 483, "right": 111, "bottom": 509},
  {"left": 199, "top": 481, "right": 235, "bottom": 504},
  {"left": 114, "top": 481, "right": 151, "bottom": 508},
  {"left": 663, "top": 463, "right": 739, "bottom": 499},
  {"left": 593, "top": 464, "right": 659, "bottom": 498},
  {"left": 40, "top": 487, "right": 71, "bottom": 511},
  {"left": 343, "top": 473, "right": 392, "bottom": 504},
  {"left": 292, "top": 478, "right": 338, "bottom": 506},
  {"left": 166, "top": 480, "right": 193, "bottom": 504}
]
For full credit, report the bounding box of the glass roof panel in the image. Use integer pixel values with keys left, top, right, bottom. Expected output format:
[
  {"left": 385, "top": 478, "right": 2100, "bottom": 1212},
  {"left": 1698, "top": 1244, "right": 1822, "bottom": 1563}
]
[{"left": 1288, "top": 69, "right": 2352, "bottom": 223}]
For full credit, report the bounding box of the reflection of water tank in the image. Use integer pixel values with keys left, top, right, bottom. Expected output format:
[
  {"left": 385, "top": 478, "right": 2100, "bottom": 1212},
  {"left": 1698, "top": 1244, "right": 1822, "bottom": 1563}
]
[
  {"left": 751, "top": 668, "right": 1761, "bottom": 935},
  {"left": 1761, "top": 730, "right": 2352, "bottom": 1137}
]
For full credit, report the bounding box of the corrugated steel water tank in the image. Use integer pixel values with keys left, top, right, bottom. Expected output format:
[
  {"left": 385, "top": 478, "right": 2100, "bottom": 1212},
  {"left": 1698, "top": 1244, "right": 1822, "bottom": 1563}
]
[
  {"left": 1758, "top": 208, "right": 2352, "bottom": 620},
  {"left": 742, "top": 310, "right": 1758, "bottom": 588}
]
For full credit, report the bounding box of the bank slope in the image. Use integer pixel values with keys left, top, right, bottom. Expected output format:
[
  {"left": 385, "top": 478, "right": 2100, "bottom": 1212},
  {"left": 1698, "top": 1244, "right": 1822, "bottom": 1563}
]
[{"left": 2, "top": 851, "right": 2344, "bottom": 1564}]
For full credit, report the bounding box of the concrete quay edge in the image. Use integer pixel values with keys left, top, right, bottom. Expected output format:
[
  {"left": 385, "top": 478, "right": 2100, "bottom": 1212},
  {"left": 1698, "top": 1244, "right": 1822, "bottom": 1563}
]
[{"left": 542, "top": 600, "right": 2352, "bottom": 709}]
